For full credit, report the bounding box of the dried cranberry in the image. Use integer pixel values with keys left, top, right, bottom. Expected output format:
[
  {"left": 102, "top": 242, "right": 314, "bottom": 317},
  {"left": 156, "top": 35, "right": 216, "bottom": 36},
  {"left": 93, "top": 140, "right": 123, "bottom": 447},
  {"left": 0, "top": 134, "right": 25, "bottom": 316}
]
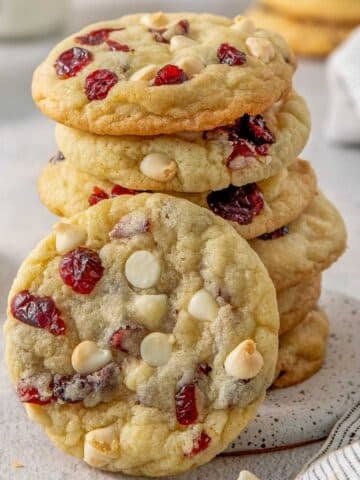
[
  {"left": 87, "top": 362, "right": 120, "bottom": 393},
  {"left": 17, "top": 382, "right": 52, "bottom": 405},
  {"left": 186, "top": 431, "right": 211, "bottom": 457},
  {"left": 52, "top": 374, "right": 91, "bottom": 403},
  {"left": 153, "top": 65, "right": 188, "bottom": 86},
  {"left": 75, "top": 28, "right": 124, "bottom": 46},
  {"left": 207, "top": 183, "right": 264, "bottom": 225},
  {"left": 88, "top": 186, "right": 109, "bottom": 206},
  {"left": 111, "top": 185, "right": 138, "bottom": 196},
  {"left": 150, "top": 19, "right": 189, "bottom": 43},
  {"left": 175, "top": 383, "right": 198, "bottom": 425},
  {"left": 110, "top": 327, "right": 148, "bottom": 356},
  {"left": 55, "top": 47, "right": 93, "bottom": 79},
  {"left": 85, "top": 69, "right": 118, "bottom": 101},
  {"left": 59, "top": 247, "right": 104, "bottom": 294},
  {"left": 227, "top": 139, "right": 257, "bottom": 165},
  {"left": 10, "top": 290, "right": 66, "bottom": 336},
  {"left": 258, "top": 226, "right": 289, "bottom": 240},
  {"left": 237, "top": 114, "right": 275, "bottom": 146},
  {"left": 198, "top": 363, "right": 212, "bottom": 375},
  {"left": 217, "top": 43, "right": 246, "bottom": 66},
  {"left": 106, "top": 39, "right": 133, "bottom": 52}
]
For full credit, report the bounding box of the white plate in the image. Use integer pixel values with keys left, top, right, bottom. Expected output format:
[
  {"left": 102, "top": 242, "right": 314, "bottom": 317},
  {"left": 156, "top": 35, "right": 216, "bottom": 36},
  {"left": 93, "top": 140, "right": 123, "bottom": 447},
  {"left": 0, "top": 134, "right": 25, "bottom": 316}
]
[{"left": 225, "top": 290, "right": 360, "bottom": 454}]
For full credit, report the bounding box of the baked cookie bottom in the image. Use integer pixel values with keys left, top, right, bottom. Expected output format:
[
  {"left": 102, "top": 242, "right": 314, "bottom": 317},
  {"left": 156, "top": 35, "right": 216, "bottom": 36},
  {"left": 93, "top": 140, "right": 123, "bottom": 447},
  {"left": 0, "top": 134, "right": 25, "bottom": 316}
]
[{"left": 273, "top": 309, "right": 329, "bottom": 388}]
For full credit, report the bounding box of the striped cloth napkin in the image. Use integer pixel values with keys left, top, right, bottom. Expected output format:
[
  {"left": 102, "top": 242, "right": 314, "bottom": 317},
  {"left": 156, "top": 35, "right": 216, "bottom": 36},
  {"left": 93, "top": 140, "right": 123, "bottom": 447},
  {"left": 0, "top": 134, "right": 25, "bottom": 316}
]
[{"left": 296, "top": 399, "right": 360, "bottom": 480}]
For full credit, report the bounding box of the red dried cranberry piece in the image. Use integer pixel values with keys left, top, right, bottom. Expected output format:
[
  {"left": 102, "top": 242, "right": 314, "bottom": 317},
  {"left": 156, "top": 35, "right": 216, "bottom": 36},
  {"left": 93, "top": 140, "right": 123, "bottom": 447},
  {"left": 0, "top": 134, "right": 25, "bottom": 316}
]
[
  {"left": 150, "top": 19, "right": 189, "bottom": 43},
  {"left": 75, "top": 28, "right": 124, "bottom": 46},
  {"left": 110, "top": 327, "right": 148, "bottom": 356},
  {"left": 237, "top": 114, "right": 275, "bottom": 146},
  {"left": 198, "top": 363, "right": 212, "bottom": 375},
  {"left": 186, "top": 431, "right": 211, "bottom": 457},
  {"left": 217, "top": 43, "right": 246, "bottom": 66},
  {"left": 17, "top": 382, "right": 52, "bottom": 405},
  {"left": 258, "top": 225, "right": 289, "bottom": 240},
  {"left": 175, "top": 383, "right": 198, "bottom": 425},
  {"left": 106, "top": 39, "right": 133, "bottom": 52},
  {"left": 88, "top": 186, "right": 109, "bottom": 206},
  {"left": 255, "top": 143, "right": 271, "bottom": 155},
  {"left": 55, "top": 47, "right": 93, "bottom": 79},
  {"left": 59, "top": 247, "right": 104, "bottom": 294},
  {"left": 153, "top": 65, "right": 188, "bottom": 86},
  {"left": 85, "top": 69, "right": 118, "bottom": 101},
  {"left": 10, "top": 290, "right": 66, "bottom": 336},
  {"left": 227, "top": 139, "right": 257, "bottom": 165},
  {"left": 207, "top": 183, "right": 264, "bottom": 225},
  {"left": 52, "top": 374, "right": 91, "bottom": 403},
  {"left": 87, "top": 362, "right": 120, "bottom": 393},
  {"left": 111, "top": 184, "right": 138, "bottom": 196}
]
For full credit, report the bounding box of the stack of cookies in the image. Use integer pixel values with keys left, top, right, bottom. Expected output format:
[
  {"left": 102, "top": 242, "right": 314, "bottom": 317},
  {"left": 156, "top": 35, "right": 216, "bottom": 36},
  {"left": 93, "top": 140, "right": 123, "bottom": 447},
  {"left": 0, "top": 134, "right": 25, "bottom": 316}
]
[
  {"left": 5, "top": 12, "right": 346, "bottom": 477},
  {"left": 246, "top": 0, "right": 360, "bottom": 57}
]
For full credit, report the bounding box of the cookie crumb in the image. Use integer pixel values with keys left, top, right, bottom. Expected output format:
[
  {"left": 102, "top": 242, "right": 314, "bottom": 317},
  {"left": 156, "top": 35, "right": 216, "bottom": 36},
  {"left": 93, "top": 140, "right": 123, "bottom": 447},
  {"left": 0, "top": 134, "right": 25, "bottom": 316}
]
[{"left": 12, "top": 460, "right": 24, "bottom": 469}]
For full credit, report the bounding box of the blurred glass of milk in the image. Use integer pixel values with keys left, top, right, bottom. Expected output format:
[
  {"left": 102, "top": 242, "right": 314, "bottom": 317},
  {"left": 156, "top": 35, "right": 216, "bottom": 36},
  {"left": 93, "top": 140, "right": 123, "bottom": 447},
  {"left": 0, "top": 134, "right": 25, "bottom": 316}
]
[{"left": 0, "top": 0, "right": 67, "bottom": 39}]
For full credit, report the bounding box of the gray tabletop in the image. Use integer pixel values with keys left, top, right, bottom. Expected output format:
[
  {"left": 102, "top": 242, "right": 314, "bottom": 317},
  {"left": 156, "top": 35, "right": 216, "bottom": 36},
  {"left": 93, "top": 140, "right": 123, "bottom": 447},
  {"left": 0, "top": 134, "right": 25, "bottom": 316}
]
[{"left": 0, "top": 3, "right": 359, "bottom": 479}]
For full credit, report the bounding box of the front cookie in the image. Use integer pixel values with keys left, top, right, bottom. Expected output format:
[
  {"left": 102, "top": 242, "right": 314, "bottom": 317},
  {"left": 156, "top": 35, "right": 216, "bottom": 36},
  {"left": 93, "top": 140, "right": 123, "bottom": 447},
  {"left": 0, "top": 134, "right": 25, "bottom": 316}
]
[
  {"left": 4, "top": 194, "right": 278, "bottom": 476},
  {"left": 32, "top": 12, "right": 295, "bottom": 135}
]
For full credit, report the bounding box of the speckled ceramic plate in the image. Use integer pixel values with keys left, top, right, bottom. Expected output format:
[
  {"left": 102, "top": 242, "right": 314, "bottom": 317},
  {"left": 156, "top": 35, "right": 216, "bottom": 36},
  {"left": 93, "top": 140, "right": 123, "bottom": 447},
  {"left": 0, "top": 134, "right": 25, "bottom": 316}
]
[{"left": 224, "top": 290, "right": 360, "bottom": 454}]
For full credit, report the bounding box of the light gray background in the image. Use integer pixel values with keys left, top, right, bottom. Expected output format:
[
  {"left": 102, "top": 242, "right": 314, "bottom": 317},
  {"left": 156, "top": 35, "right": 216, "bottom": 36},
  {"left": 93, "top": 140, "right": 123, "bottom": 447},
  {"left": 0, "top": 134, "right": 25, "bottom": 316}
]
[{"left": 0, "top": 1, "right": 359, "bottom": 479}]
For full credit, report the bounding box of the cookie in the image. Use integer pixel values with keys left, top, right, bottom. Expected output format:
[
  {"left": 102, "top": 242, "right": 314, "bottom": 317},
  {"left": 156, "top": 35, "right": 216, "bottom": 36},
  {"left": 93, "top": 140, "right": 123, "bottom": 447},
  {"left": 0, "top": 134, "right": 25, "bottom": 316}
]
[
  {"left": 260, "top": 0, "right": 360, "bottom": 24},
  {"left": 4, "top": 193, "right": 279, "bottom": 476},
  {"left": 55, "top": 90, "right": 310, "bottom": 192},
  {"left": 247, "top": 6, "right": 353, "bottom": 57},
  {"left": 250, "top": 192, "right": 347, "bottom": 291},
  {"left": 278, "top": 274, "right": 321, "bottom": 335},
  {"left": 38, "top": 157, "right": 317, "bottom": 240},
  {"left": 32, "top": 13, "right": 296, "bottom": 136},
  {"left": 273, "top": 309, "right": 329, "bottom": 388}
]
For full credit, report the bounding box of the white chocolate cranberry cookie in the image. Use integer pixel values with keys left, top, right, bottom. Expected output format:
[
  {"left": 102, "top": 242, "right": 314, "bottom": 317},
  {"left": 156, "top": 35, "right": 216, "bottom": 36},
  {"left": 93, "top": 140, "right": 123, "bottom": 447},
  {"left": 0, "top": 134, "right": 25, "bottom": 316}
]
[
  {"left": 260, "top": 0, "right": 360, "bottom": 24},
  {"left": 32, "top": 13, "right": 296, "bottom": 135},
  {"left": 247, "top": 6, "right": 353, "bottom": 57},
  {"left": 38, "top": 157, "right": 316, "bottom": 240},
  {"left": 55, "top": 90, "right": 310, "bottom": 192},
  {"left": 273, "top": 309, "right": 329, "bottom": 388},
  {"left": 250, "top": 192, "right": 347, "bottom": 291},
  {"left": 277, "top": 274, "right": 321, "bottom": 335},
  {"left": 4, "top": 193, "right": 279, "bottom": 476}
]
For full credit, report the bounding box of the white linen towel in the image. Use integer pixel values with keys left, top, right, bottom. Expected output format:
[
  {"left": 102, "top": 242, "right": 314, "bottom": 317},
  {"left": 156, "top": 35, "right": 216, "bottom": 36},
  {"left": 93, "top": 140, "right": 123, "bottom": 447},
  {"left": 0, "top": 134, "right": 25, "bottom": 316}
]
[
  {"left": 297, "top": 398, "right": 360, "bottom": 479},
  {"left": 327, "top": 27, "right": 360, "bottom": 144}
]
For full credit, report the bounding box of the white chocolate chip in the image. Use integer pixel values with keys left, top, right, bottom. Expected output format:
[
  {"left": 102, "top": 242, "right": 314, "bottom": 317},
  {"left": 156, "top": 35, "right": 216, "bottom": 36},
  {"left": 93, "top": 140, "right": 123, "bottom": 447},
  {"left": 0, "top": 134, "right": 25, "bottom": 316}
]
[
  {"left": 238, "top": 471, "right": 261, "bottom": 480},
  {"left": 188, "top": 289, "right": 219, "bottom": 322},
  {"left": 170, "top": 35, "right": 196, "bottom": 51},
  {"left": 246, "top": 37, "right": 275, "bottom": 63},
  {"left": 125, "top": 250, "right": 160, "bottom": 289},
  {"left": 227, "top": 155, "right": 256, "bottom": 170},
  {"left": 71, "top": 340, "right": 112, "bottom": 375},
  {"left": 140, "top": 332, "right": 172, "bottom": 367},
  {"left": 231, "top": 16, "right": 256, "bottom": 35},
  {"left": 133, "top": 294, "right": 167, "bottom": 329},
  {"left": 123, "top": 358, "right": 154, "bottom": 391},
  {"left": 140, "top": 12, "right": 168, "bottom": 28},
  {"left": 54, "top": 222, "right": 86, "bottom": 254},
  {"left": 84, "top": 425, "right": 119, "bottom": 467},
  {"left": 130, "top": 64, "right": 157, "bottom": 81},
  {"left": 175, "top": 56, "right": 204, "bottom": 78},
  {"left": 140, "top": 153, "right": 177, "bottom": 182},
  {"left": 224, "top": 339, "right": 263, "bottom": 380}
]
